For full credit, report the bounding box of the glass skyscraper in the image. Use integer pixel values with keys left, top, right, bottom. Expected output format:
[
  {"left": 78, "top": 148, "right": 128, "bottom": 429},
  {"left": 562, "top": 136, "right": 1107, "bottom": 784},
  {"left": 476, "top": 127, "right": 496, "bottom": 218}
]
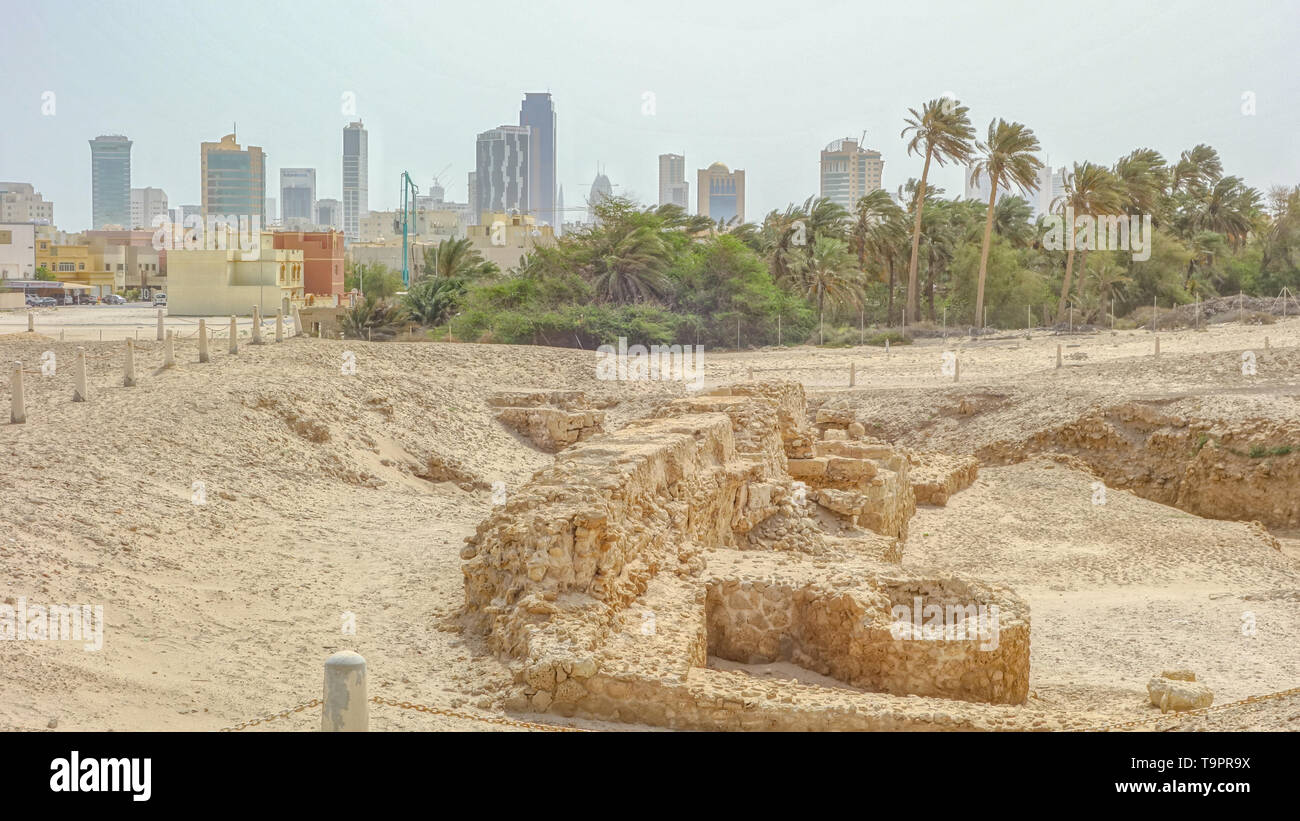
[{"left": 89, "top": 135, "right": 132, "bottom": 229}]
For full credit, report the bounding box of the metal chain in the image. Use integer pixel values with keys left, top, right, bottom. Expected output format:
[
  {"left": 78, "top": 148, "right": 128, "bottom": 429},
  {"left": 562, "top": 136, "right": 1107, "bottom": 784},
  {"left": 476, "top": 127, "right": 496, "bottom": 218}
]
[
  {"left": 218, "top": 693, "right": 590, "bottom": 732},
  {"left": 218, "top": 698, "right": 323, "bottom": 732},
  {"left": 1084, "top": 684, "right": 1300, "bottom": 732}
]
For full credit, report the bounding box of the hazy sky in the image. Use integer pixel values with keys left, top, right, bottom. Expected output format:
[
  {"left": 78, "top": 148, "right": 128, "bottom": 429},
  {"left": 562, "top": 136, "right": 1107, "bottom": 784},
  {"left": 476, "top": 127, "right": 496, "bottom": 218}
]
[{"left": 2, "top": 0, "right": 1297, "bottom": 231}]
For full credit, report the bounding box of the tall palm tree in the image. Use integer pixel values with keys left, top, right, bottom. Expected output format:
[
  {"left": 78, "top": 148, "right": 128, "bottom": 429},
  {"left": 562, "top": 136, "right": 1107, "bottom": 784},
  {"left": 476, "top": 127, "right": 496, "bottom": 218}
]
[
  {"left": 1184, "top": 176, "right": 1259, "bottom": 248},
  {"left": 790, "top": 236, "right": 859, "bottom": 339},
  {"left": 1052, "top": 162, "right": 1125, "bottom": 321},
  {"left": 1113, "top": 148, "right": 1168, "bottom": 219},
  {"left": 582, "top": 222, "right": 671, "bottom": 303},
  {"left": 968, "top": 119, "right": 1043, "bottom": 327},
  {"left": 900, "top": 97, "right": 975, "bottom": 322},
  {"left": 992, "top": 196, "right": 1036, "bottom": 247},
  {"left": 423, "top": 237, "right": 498, "bottom": 280},
  {"left": 851, "top": 190, "right": 908, "bottom": 324}
]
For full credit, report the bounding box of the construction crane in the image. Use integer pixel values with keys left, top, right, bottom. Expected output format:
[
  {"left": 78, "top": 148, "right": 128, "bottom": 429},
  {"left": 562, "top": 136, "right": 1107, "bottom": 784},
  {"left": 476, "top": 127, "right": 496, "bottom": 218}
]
[{"left": 398, "top": 171, "right": 418, "bottom": 287}]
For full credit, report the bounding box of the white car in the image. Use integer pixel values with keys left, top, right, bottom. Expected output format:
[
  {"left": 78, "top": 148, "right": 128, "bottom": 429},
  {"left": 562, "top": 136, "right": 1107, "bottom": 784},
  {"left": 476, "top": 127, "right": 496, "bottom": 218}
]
[{"left": 152, "top": 293, "right": 167, "bottom": 306}]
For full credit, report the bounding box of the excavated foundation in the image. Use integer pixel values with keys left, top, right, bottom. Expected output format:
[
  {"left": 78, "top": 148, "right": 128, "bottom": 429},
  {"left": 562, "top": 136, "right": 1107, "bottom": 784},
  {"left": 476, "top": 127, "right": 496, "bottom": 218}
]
[{"left": 461, "top": 381, "right": 1027, "bottom": 730}]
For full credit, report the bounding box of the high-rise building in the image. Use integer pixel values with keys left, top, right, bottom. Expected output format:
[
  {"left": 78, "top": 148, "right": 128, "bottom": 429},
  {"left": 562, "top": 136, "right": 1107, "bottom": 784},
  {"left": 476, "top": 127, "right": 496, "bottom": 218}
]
[
  {"left": 200, "top": 133, "right": 266, "bottom": 224},
  {"left": 467, "top": 172, "right": 478, "bottom": 224},
  {"left": 342, "top": 121, "right": 368, "bottom": 242},
  {"left": 519, "top": 93, "right": 557, "bottom": 228},
  {"left": 658, "top": 153, "right": 689, "bottom": 209},
  {"left": 697, "top": 162, "right": 745, "bottom": 224},
  {"left": 820, "top": 138, "right": 883, "bottom": 211},
  {"left": 130, "top": 187, "right": 168, "bottom": 229},
  {"left": 89, "top": 135, "right": 132, "bottom": 229},
  {"left": 588, "top": 170, "right": 613, "bottom": 224},
  {"left": 1036, "top": 165, "right": 1067, "bottom": 218},
  {"left": 474, "top": 126, "right": 530, "bottom": 219},
  {"left": 264, "top": 197, "right": 278, "bottom": 225},
  {"left": 314, "top": 198, "right": 342, "bottom": 231},
  {"left": 280, "top": 168, "right": 316, "bottom": 223},
  {"left": 0, "top": 182, "right": 55, "bottom": 225}
]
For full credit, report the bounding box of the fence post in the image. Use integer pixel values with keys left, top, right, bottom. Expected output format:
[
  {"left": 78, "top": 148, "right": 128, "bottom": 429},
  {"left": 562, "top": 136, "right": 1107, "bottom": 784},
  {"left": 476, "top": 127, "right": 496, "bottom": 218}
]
[
  {"left": 252, "top": 306, "right": 264, "bottom": 344},
  {"left": 229, "top": 316, "right": 238, "bottom": 354},
  {"left": 73, "top": 348, "right": 89, "bottom": 402},
  {"left": 163, "top": 330, "right": 175, "bottom": 368},
  {"left": 124, "top": 338, "right": 137, "bottom": 387},
  {"left": 322, "top": 651, "right": 368, "bottom": 732},
  {"left": 293, "top": 306, "right": 303, "bottom": 338},
  {"left": 1056, "top": 344, "right": 1063, "bottom": 369},
  {"left": 156, "top": 309, "right": 164, "bottom": 341},
  {"left": 850, "top": 361, "right": 856, "bottom": 387},
  {"left": 199, "top": 319, "right": 210, "bottom": 363},
  {"left": 1154, "top": 336, "right": 1160, "bottom": 357},
  {"left": 27, "top": 312, "right": 34, "bottom": 333},
  {"left": 275, "top": 310, "right": 284, "bottom": 343},
  {"left": 10, "top": 361, "right": 25, "bottom": 424},
  {"left": 953, "top": 357, "right": 960, "bottom": 383}
]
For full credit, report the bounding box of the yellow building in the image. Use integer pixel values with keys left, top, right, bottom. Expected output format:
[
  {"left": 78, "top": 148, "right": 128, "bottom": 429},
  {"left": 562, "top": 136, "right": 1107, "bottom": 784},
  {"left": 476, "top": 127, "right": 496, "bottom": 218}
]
[
  {"left": 466, "top": 212, "right": 555, "bottom": 270},
  {"left": 166, "top": 230, "right": 303, "bottom": 316},
  {"left": 36, "top": 239, "right": 117, "bottom": 295}
]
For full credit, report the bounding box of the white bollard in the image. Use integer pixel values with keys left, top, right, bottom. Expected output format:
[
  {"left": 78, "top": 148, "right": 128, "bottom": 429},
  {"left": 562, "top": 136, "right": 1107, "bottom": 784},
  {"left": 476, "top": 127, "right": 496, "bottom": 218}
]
[
  {"left": 885, "top": 339, "right": 890, "bottom": 355},
  {"left": 321, "top": 651, "right": 368, "bottom": 732},
  {"left": 156, "top": 309, "right": 164, "bottom": 341},
  {"left": 199, "top": 319, "right": 210, "bottom": 363},
  {"left": 293, "top": 306, "right": 303, "bottom": 338},
  {"left": 229, "top": 316, "right": 238, "bottom": 354},
  {"left": 123, "top": 338, "right": 137, "bottom": 387},
  {"left": 27, "top": 312, "right": 34, "bottom": 333},
  {"left": 73, "top": 348, "right": 89, "bottom": 402},
  {"left": 163, "top": 330, "right": 175, "bottom": 368},
  {"left": 10, "top": 361, "right": 25, "bottom": 424},
  {"left": 251, "top": 305, "right": 263, "bottom": 344},
  {"left": 275, "top": 310, "right": 284, "bottom": 343}
]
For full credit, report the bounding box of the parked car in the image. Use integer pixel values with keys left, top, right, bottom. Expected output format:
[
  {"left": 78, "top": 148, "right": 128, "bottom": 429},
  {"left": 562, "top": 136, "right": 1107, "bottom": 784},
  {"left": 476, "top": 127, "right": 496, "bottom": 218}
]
[
  {"left": 102, "top": 294, "right": 127, "bottom": 305},
  {"left": 152, "top": 292, "right": 167, "bottom": 306},
  {"left": 34, "top": 296, "right": 57, "bottom": 308}
]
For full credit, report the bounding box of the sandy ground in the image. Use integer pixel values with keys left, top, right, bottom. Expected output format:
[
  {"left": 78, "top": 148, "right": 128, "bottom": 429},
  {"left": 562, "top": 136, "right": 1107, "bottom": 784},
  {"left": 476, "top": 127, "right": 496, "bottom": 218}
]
[{"left": 1, "top": 312, "right": 1298, "bottom": 731}]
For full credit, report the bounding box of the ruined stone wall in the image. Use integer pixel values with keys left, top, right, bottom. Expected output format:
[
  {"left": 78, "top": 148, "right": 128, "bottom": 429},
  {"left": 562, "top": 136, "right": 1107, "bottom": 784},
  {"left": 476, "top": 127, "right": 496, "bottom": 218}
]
[{"left": 488, "top": 390, "right": 607, "bottom": 452}]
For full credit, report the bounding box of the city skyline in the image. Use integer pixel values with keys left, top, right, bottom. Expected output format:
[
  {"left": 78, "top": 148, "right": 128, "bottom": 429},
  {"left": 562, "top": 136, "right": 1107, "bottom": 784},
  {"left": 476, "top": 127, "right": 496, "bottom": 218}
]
[{"left": 2, "top": 0, "right": 1297, "bottom": 233}]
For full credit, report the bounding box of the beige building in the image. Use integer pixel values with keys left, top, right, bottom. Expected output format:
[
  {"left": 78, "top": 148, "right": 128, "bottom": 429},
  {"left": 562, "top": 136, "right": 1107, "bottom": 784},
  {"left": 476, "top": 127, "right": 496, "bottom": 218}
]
[
  {"left": 358, "top": 209, "right": 463, "bottom": 244},
  {"left": 697, "top": 162, "right": 745, "bottom": 224},
  {"left": 819, "top": 138, "right": 883, "bottom": 211},
  {"left": 346, "top": 240, "right": 437, "bottom": 279},
  {"left": 466, "top": 212, "right": 555, "bottom": 270},
  {"left": 167, "top": 230, "right": 303, "bottom": 316},
  {"left": 0, "top": 182, "right": 54, "bottom": 225},
  {"left": 0, "top": 223, "right": 37, "bottom": 279}
]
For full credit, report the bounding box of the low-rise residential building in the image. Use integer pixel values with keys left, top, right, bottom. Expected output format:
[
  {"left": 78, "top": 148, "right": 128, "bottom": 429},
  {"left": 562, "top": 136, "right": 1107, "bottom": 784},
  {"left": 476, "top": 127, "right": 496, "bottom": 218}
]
[
  {"left": 272, "top": 230, "right": 344, "bottom": 298},
  {"left": 166, "top": 230, "right": 303, "bottom": 316},
  {"left": 0, "top": 223, "right": 37, "bottom": 279},
  {"left": 466, "top": 211, "right": 555, "bottom": 270}
]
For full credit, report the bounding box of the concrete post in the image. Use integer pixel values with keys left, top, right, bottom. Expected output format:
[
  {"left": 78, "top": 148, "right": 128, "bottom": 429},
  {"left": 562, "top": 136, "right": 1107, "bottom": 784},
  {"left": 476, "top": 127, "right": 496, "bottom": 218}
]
[
  {"left": 163, "top": 330, "right": 175, "bottom": 368},
  {"left": 156, "top": 309, "right": 164, "bottom": 341},
  {"left": 73, "top": 348, "right": 88, "bottom": 402},
  {"left": 123, "top": 338, "right": 137, "bottom": 387},
  {"left": 953, "top": 358, "right": 960, "bottom": 383},
  {"left": 885, "top": 339, "right": 890, "bottom": 356},
  {"left": 275, "top": 310, "right": 284, "bottom": 343},
  {"left": 850, "top": 361, "right": 856, "bottom": 387},
  {"left": 293, "top": 306, "right": 303, "bottom": 337},
  {"left": 1056, "top": 345, "right": 1063, "bottom": 369},
  {"left": 10, "top": 361, "right": 25, "bottom": 424},
  {"left": 27, "top": 312, "right": 34, "bottom": 333},
  {"left": 321, "top": 651, "right": 368, "bottom": 732},
  {"left": 198, "top": 319, "right": 210, "bottom": 363},
  {"left": 251, "top": 305, "right": 263, "bottom": 344},
  {"left": 1154, "top": 336, "right": 1160, "bottom": 357},
  {"left": 229, "top": 316, "right": 238, "bottom": 354}
]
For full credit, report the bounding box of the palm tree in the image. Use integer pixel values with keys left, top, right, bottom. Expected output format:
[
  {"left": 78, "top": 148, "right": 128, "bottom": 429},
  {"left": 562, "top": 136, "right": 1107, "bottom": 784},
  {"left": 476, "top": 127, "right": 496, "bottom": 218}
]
[
  {"left": 789, "top": 236, "right": 859, "bottom": 340},
  {"left": 900, "top": 97, "right": 975, "bottom": 322},
  {"left": 422, "top": 237, "right": 498, "bottom": 280},
  {"left": 851, "top": 190, "right": 908, "bottom": 325},
  {"left": 1053, "top": 162, "right": 1125, "bottom": 322},
  {"left": 969, "top": 119, "right": 1043, "bottom": 327},
  {"left": 992, "top": 196, "right": 1036, "bottom": 248},
  {"left": 1184, "top": 176, "right": 1259, "bottom": 248},
  {"left": 1113, "top": 148, "right": 1168, "bottom": 219},
  {"left": 582, "top": 222, "right": 671, "bottom": 302}
]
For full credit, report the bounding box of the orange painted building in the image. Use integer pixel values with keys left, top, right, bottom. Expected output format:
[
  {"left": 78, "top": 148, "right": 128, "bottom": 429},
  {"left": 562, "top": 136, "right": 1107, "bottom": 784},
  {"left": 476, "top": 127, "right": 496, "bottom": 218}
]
[{"left": 272, "top": 230, "right": 344, "bottom": 297}]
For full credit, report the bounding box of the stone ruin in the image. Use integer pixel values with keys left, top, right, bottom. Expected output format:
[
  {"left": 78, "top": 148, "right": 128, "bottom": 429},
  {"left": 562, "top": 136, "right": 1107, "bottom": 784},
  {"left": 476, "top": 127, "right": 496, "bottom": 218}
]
[
  {"left": 461, "top": 381, "right": 1028, "bottom": 730},
  {"left": 488, "top": 390, "right": 608, "bottom": 452}
]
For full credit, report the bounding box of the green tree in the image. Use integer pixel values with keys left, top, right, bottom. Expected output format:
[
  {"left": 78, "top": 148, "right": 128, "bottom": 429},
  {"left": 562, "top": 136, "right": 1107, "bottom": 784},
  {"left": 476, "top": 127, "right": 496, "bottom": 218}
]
[
  {"left": 901, "top": 97, "right": 976, "bottom": 322},
  {"left": 34, "top": 266, "right": 55, "bottom": 281},
  {"left": 1053, "top": 162, "right": 1125, "bottom": 321},
  {"left": 969, "top": 118, "right": 1043, "bottom": 327}
]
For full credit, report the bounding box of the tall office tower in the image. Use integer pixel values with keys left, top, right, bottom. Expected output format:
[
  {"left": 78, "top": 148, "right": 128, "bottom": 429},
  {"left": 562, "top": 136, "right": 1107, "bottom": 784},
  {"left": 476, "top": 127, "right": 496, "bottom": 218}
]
[
  {"left": 697, "top": 162, "right": 745, "bottom": 224},
  {"left": 555, "top": 185, "right": 564, "bottom": 236},
  {"left": 314, "top": 198, "right": 342, "bottom": 231},
  {"left": 89, "top": 135, "right": 132, "bottom": 229},
  {"left": 474, "top": 126, "right": 530, "bottom": 217},
  {"left": 658, "top": 153, "right": 689, "bottom": 209},
  {"left": 200, "top": 133, "right": 266, "bottom": 223},
  {"left": 130, "top": 187, "right": 168, "bottom": 228},
  {"left": 588, "top": 170, "right": 612, "bottom": 224},
  {"left": 819, "top": 138, "right": 883, "bottom": 211},
  {"left": 467, "top": 171, "right": 478, "bottom": 224},
  {"left": 280, "top": 168, "right": 317, "bottom": 223},
  {"left": 518, "top": 92, "right": 556, "bottom": 227},
  {"left": 342, "top": 120, "right": 368, "bottom": 242},
  {"left": 264, "top": 197, "right": 278, "bottom": 224}
]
